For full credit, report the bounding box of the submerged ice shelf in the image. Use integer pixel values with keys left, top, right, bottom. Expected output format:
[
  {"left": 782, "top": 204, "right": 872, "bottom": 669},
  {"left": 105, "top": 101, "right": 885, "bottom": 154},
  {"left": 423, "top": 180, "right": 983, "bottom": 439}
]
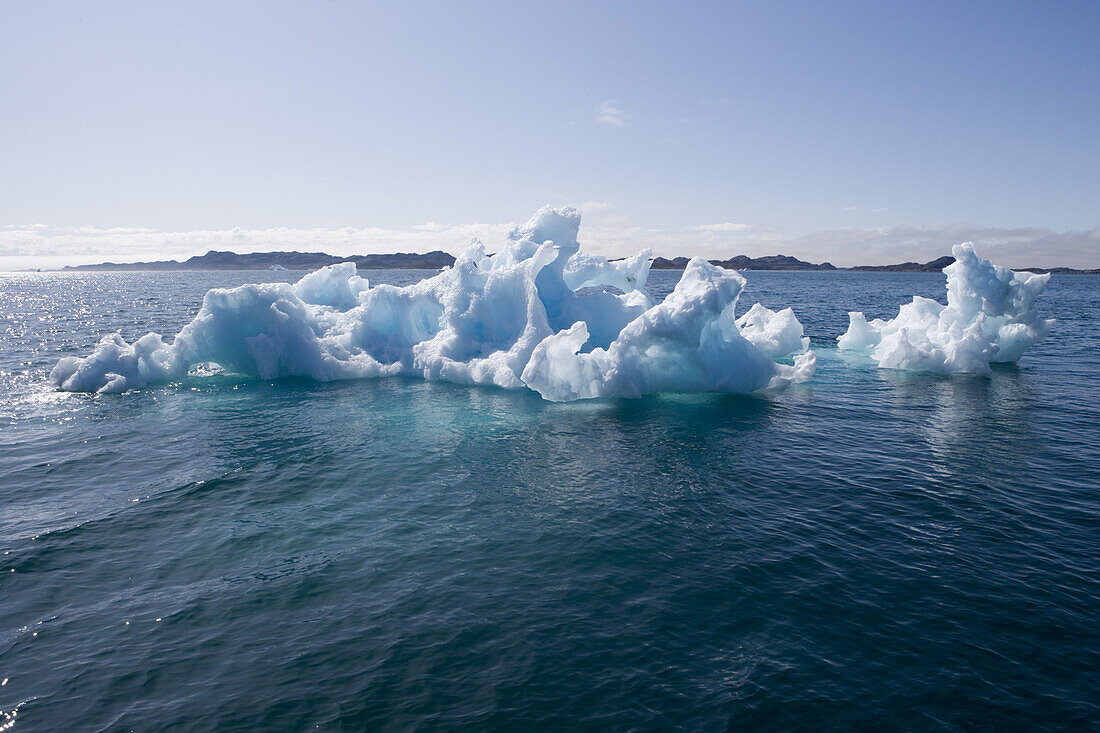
[
  {"left": 51, "top": 206, "right": 814, "bottom": 401},
  {"left": 50, "top": 207, "right": 1053, "bottom": 399}
]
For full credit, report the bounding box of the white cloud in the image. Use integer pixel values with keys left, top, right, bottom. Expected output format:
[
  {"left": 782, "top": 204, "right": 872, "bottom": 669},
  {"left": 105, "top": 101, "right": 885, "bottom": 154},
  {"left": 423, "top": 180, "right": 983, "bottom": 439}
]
[
  {"left": 842, "top": 205, "right": 888, "bottom": 213},
  {"left": 575, "top": 200, "right": 613, "bottom": 213},
  {"left": 595, "top": 100, "right": 626, "bottom": 126},
  {"left": 693, "top": 222, "right": 776, "bottom": 234},
  {"left": 781, "top": 225, "right": 1100, "bottom": 268},
  {"left": 410, "top": 222, "right": 449, "bottom": 232},
  {"left": 0, "top": 222, "right": 514, "bottom": 270},
  {"left": 2, "top": 212, "right": 1097, "bottom": 271}
]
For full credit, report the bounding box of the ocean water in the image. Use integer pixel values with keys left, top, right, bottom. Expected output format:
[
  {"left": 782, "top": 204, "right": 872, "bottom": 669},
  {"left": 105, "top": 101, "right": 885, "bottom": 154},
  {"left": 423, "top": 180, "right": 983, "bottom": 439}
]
[{"left": 1, "top": 269, "right": 1098, "bottom": 730}]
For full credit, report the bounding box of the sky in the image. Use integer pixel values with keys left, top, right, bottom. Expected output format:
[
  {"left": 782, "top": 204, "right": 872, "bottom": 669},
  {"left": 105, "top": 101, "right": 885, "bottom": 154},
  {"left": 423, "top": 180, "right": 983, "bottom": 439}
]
[{"left": 1, "top": 0, "right": 1098, "bottom": 269}]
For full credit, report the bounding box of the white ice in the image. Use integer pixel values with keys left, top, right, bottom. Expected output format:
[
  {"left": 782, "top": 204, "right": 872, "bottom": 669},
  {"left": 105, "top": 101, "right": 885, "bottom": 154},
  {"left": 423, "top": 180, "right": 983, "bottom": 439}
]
[
  {"left": 837, "top": 243, "right": 1053, "bottom": 374},
  {"left": 521, "top": 260, "right": 815, "bottom": 401},
  {"left": 735, "top": 303, "right": 811, "bottom": 359},
  {"left": 50, "top": 205, "right": 816, "bottom": 400}
]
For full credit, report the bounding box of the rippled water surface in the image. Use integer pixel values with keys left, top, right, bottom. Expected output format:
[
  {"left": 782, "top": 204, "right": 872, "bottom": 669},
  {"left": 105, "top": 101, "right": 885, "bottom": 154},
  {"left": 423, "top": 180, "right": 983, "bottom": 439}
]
[{"left": 1, "top": 270, "right": 1098, "bottom": 730}]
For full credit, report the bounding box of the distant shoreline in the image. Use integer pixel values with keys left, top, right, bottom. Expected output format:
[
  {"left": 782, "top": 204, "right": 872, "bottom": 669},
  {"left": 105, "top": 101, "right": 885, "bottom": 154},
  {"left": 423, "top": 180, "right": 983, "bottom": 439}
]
[
  {"left": 42, "top": 249, "right": 1100, "bottom": 274},
  {"left": 648, "top": 254, "right": 1098, "bottom": 275}
]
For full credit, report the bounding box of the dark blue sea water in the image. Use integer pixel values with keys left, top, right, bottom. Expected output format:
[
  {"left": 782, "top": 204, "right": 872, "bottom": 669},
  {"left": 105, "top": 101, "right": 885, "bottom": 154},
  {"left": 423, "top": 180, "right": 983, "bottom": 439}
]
[{"left": 1, "top": 270, "right": 1098, "bottom": 730}]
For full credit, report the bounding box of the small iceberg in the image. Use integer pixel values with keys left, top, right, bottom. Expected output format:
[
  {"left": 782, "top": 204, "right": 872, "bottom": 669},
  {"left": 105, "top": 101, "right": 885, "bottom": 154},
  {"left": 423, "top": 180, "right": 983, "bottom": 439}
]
[
  {"left": 268, "top": 264, "right": 287, "bottom": 271},
  {"left": 838, "top": 243, "right": 1053, "bottom": 374}
]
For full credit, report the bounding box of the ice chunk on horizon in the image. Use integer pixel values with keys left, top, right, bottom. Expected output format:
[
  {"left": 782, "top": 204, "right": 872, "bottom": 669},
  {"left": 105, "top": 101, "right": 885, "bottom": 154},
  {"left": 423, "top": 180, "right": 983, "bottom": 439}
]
[
  {"left": 50, "top": 205, "right": 816, "bottom": 400},
  {"left": 837, "top": 243, "right": 1053, "bottom": 374}
]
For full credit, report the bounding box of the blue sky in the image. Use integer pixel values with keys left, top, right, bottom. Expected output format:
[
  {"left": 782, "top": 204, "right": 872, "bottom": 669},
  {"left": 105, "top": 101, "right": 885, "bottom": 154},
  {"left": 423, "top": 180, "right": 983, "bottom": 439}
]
[{"left": 2, "top": 0, "right": 1098, "bottom": 267}]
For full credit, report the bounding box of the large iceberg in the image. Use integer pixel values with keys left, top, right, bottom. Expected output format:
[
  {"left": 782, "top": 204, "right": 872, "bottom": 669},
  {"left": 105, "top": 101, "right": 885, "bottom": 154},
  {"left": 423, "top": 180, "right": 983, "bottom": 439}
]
[
  {"left": 51, "top": 206, "right": 815, "bottom": 400},
  {"left": 837, "top": 243, "right": 1053, "bottom": 374}
]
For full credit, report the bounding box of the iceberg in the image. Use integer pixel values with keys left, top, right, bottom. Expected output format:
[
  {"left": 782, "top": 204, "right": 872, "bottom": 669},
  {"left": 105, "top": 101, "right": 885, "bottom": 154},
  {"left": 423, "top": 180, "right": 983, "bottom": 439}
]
[
  {"left": 521, "top": 259, "right": 815, "bottom": 401},
  {"left": 837, "top": 243, "right": 1053, "bottom": 374},
  {"left": 50, "top": 206, "right": 815, "bottom": 400},
  {"left": 735, "top": 303, "right": 811, "bottom": 359}
]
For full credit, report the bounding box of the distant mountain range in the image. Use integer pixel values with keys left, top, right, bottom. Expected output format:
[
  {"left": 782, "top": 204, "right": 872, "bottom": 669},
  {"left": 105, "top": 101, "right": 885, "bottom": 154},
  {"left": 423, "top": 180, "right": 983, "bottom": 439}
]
[
  {"left": 650, "top": 254, "right": 840, "bottom": 270},
  {"left": 63, "top": 249, "right": 457, "bottom": 271},
  {"left": 61, "top": 249, "right": 1099, "bottom": 274},
  {"left": 653, "top": 253, "right": 1098, "bottom": 273}
]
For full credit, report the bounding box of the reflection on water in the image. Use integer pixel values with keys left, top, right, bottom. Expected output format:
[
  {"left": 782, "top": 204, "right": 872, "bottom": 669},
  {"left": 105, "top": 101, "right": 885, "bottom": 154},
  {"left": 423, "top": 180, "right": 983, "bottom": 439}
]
[{"left": 878, "top": 366, "right": 1035, "bottom": 484}]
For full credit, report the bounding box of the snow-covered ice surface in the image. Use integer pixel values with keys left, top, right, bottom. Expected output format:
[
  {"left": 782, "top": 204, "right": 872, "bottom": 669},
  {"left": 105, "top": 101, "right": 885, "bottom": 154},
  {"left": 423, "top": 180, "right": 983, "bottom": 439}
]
[
  {"left": 50, "top": 206, "right": 815, "bottom": 400},
  {"left": 838, "top": 243, "right": 1053, "bottom": 374}
]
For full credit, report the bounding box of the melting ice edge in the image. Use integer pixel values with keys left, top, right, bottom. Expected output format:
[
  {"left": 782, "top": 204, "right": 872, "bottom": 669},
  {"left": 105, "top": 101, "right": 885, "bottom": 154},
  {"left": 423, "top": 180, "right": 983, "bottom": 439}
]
[{"left": 51, "top": 206, "right": 1054, "bottom": 401}]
